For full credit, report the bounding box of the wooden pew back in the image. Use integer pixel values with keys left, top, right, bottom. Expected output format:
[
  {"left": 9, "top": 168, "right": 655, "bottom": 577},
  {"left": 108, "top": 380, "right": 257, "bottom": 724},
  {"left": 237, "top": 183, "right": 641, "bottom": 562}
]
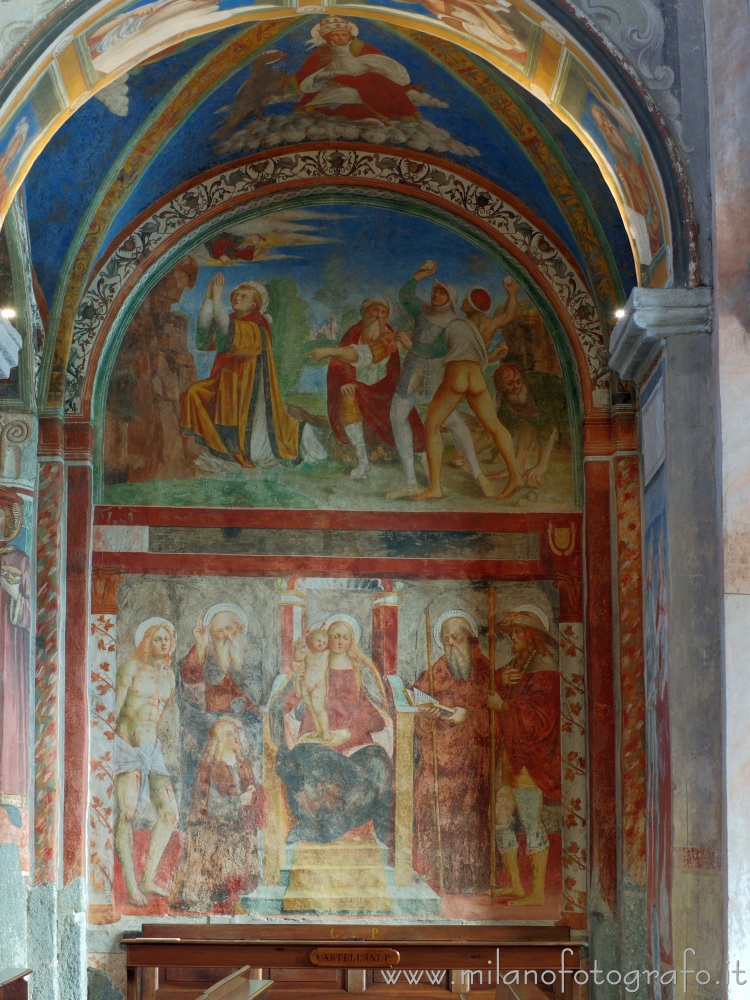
[{"left": 197, "top": 966, "right": 253, "bottom": 999}]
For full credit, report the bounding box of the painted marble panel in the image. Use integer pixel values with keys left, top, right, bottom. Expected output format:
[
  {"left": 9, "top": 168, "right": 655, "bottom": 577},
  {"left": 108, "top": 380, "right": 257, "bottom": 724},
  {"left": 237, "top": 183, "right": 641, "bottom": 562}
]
[
  {"left": 89, "top": 612, "right": 117, "bottom": 916},
  {"left": 642, "top": 365, "right": 672, "bottom": 971},
  {"left": 0, "top": 490, "right": 33, "bottom": 871},
  {"left": 34, "top": 461, "right": 64, "bottom": 883},
  {"left": 102, "top": 205, "right": 576, "bottom": 512},
  {"left": 94, "top": 573, "right": 580, "bottom": 922}
]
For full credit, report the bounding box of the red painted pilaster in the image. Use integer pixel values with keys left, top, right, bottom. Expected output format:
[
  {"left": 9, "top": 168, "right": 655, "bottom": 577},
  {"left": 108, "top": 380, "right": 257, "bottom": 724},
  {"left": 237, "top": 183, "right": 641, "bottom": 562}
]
[
  {"left": 35, "top": 416, "right": 66, "bottom": 883},
  {"left": 372, "top": 593, "right": 399, "bottom": 675},
  {"left": 279, "top": 582, "right": 305, "bottom": 673},
  {"left": 584, "top": 455, "right": 617, "bottom": 914},
  {"left": 614, "top": 435, "right": 647, "bottom": 886},
  {"left": 63, "top": 424, "right": 93, "bottom": 884}
]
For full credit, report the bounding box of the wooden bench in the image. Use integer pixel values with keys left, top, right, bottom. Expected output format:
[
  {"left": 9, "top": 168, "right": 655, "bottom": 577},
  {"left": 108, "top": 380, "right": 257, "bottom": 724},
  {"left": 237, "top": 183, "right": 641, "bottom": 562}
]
[
  {"left": 0, "top": 969, "right": 30, "bottom": 1000},
  {"left": 125, "top": 925, "right": 584, "bottom": 1000},
  {"left": 495, "top": 983, "right": 550, "bottom": 1000},
  {"left": 196, "top": 968, "right": 272, "bottom": 1000}
]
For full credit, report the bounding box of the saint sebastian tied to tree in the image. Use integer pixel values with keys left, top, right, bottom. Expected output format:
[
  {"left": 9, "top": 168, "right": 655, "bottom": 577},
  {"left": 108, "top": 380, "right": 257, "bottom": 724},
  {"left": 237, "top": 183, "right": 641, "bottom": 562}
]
[{"left": 114, "top": 618, "right": 179, "bottom": 907}]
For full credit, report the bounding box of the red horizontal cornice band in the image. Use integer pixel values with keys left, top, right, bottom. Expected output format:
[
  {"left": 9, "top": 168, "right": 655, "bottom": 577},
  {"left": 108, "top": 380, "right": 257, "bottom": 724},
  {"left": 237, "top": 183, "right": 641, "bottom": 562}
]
[
  {"left": 94, "top": 504, "right": 581, "bottom": 531},
  {"left": 93, "top": 550, "right": 547, "bottom": 581}
]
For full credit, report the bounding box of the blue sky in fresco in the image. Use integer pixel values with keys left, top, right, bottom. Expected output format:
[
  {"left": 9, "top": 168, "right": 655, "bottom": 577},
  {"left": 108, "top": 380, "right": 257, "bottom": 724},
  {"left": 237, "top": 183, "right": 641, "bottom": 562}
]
[
  {"left": 25, "top": 15, "right": 633, "bottom": 310},
  {"left": 104, "top": 19, "right": 578, "bottom": 254},
  {"left": 25, "top": 30, "right": 236, "bottom": 305},
  {"left": 174, "top": 201, "right": 531, "bottom": 378}
]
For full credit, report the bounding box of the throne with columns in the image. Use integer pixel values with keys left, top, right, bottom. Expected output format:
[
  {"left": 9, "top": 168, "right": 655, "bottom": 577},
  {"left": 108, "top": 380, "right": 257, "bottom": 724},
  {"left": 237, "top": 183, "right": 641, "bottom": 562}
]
[{"left": 242, "top": 577, "right": 440, "bottom": 916}]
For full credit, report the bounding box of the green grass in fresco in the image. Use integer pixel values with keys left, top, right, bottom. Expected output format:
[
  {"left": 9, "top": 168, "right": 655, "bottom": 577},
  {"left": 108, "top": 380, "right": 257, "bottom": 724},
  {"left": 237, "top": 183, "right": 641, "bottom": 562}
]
[{"left": 102, "top": 472, "right": 323, "bottom": 509}]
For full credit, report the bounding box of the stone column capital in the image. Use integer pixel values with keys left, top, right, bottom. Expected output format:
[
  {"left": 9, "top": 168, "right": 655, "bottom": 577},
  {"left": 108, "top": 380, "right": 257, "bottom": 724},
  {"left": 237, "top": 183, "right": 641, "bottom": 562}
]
[{"left": 609, "top": 286, "right": 712, "bottom": 386}]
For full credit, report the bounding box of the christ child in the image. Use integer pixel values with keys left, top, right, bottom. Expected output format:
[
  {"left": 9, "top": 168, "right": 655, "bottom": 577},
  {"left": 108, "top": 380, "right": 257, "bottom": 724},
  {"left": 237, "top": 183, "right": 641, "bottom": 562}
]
[{"left": 292, "top": 627, "right": 341, "bottom": 744}]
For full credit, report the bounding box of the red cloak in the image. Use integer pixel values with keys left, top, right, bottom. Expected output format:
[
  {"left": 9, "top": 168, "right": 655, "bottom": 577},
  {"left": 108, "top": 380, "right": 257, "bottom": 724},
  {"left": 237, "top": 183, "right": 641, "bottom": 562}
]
[
  {"left": 294, "top": 41, "right": 420, "bottom": 122},
  {"left": 327, "top": 321, "right": 425, "bottom": 450},
  {"left": 497, "top": 655, "right": 561, "bottom": 800},
  {"left": 412, "top": 640, "right": 492, "bottom": 894},
  {"left": 285, "top": 667, "right": 386, "bottom": 756}
]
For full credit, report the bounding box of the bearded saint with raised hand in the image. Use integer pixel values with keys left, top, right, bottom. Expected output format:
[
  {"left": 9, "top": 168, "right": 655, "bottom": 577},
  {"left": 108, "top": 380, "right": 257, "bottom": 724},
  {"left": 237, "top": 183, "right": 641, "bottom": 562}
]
[{"left": 180, "top": 603, "right": 261, "bottom": 716}]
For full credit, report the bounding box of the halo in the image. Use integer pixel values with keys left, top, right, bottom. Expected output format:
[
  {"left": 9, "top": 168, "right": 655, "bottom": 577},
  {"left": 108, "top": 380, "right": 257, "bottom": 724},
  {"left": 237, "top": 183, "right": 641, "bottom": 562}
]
[
  {"left": 433, "top": 609, "right": 478, "bottom": 650},
  {"left": 503, "top": 604, "right": 550, "bottom": 633},
  {"left": 204, "top": 603, "right": 248, "bottom": 632},
  {"left": 135, "top": 617, "right": 175, "bottom": 648},
  {"left": 233, "top": 280, "right": 268, "bottom": 315},
  {"left": 324, "top": 612, "right": 361, "bottom": 646},
  {"left": 306, "top": 619, "right": 327, "bottom": 633}
]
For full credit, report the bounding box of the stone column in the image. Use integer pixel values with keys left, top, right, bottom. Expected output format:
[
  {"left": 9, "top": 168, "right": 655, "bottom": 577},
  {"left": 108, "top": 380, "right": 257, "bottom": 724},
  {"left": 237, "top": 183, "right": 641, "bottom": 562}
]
[
  {"left": 610, "top": 286, "right": 722, "bottom": 999},
  {"left": 708, "top": 3, "right": 750, "bottom": 995}
]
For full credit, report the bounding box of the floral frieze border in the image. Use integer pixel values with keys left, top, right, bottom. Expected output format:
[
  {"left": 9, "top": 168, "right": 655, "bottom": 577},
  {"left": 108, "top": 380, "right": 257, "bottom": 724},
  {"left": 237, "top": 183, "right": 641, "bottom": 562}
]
[{"left": 67, "top": 146, "right": 609, "bottom": 414}]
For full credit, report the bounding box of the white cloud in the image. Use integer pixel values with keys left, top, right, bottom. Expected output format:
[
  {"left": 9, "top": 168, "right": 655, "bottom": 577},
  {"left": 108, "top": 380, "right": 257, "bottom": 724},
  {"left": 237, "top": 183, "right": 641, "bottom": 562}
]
[{"left": 215, "top": 109, "right": 478, "bottom": 158}]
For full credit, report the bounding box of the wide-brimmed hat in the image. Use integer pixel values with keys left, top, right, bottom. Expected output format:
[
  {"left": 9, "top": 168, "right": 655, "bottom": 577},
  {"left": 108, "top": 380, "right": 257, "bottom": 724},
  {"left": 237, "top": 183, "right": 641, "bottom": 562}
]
[
  {"left": 497, "top": 604, "right": 555, "bottom": 642},
  {"left": 0, "top": 487, "right": 23, "bottom": 541}
]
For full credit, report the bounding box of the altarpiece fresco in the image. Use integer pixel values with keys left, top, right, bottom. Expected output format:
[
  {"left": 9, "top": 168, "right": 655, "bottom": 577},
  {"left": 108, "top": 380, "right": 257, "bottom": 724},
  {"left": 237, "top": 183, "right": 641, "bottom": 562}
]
[{"left": 89, "top": 571, "right": 586, "bottom": 923}]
